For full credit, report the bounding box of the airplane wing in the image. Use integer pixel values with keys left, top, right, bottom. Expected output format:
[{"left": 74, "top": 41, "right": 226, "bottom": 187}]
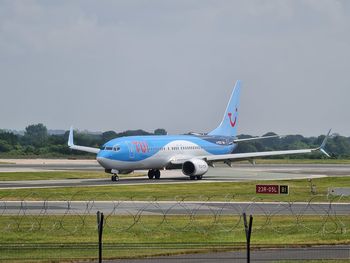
[
  {"left": 203, "top": 148, "right": 319, "bottom": 163},
  {"left": 68, "top": 126, "right": 100, "bottom": 154},
  {"left": 202, "top": 130, "right": 331, "bottom": 164},
  {"left": 170, "top": 130, "right": 331, "bottom": 165}
]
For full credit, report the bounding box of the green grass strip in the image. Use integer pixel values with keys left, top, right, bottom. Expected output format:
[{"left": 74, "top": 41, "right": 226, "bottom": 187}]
[
  {"left": 0, "top": 215, "right": 349, "bottom": 261},
  {"left": 0, "top": 176, "right": 349, "bottom": 202},
  {"left": 0, "top": 171, "right": 145, "bottom": 181}
]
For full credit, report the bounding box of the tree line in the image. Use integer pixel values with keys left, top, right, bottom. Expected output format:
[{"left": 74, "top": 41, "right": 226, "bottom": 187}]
[{"left": 0, "top": 124, "right": 349, "bottom": 158}]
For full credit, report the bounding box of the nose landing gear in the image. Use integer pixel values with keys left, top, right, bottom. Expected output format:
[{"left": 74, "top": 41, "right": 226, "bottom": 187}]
[
  {"left": 111, "top": 174, "right": 119, "bottom": 181},
  {"left": 108, "top": 169, "right": 120, "bottom": 182}
]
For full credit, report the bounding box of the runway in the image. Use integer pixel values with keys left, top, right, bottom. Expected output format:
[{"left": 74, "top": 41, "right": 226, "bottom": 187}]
[
  {"left": 0, "top": 170, "right": 329, "bottom": 189},
  {"left": 0, "top": 160, "right": 350, "bottom": 189},
  {"left": 1, "top": 200, "right": 349, "bottom": 215},
  {"left": 108, "top": 245, "right": 350, "bottom": 262}
]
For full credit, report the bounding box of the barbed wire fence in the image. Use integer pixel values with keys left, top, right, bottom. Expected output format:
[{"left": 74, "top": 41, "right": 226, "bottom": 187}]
[
  {"left": 0, "top": 193, "right": 348, "bottom": 235},
  {"left": 0, "top": 193, "right": 349, "bottom": 261}
]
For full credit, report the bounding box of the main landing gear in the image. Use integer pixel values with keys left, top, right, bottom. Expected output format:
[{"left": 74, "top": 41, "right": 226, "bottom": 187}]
[
  {"left": 148, "top": 169, "right": 161, "bottom": 179},
  {"left": 189, "top": 175, "right": 203, "bottom": 180}
]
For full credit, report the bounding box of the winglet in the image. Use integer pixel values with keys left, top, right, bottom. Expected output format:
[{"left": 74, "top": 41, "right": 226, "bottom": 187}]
[
  {"left": 68, "top": 126, "right": 74, "bottom": 147},
  {"left": 318, "top": 129, "right": 332, "bottom": 157},
  {"left": 66, "top": 126, "right": 100, "bottom": 154}
]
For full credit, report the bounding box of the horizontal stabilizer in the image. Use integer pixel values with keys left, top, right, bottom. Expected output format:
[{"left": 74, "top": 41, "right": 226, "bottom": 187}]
[{"left": 233, "top": 134, "right": 280, "bottom": 143}]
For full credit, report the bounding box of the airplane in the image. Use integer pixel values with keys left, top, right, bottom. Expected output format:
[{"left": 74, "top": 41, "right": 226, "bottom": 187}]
[{"left": 68, "top": 80, "right": 331, "bottom": 181}]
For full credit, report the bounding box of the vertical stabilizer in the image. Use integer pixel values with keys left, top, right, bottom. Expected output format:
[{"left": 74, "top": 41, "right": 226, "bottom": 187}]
[{"left": 208, "top": 80, "right": 241, "bottom": 137}]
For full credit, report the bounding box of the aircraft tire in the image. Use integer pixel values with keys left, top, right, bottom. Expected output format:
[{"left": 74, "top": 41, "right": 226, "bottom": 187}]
[
  {"left": 148, "top": 170, "right": 154, "bottom": 179},
  {"left": 155, "top": 170, "right": 161, "bottom": 179},
  {"left": 196, "top": 175, "right": 203, "bottom": 180},
  {"left": 111, "top": 175, "right": 119, "bottom": 181},
  {"left": 189, "top": 176, "right": 196, "bottom": 180}
]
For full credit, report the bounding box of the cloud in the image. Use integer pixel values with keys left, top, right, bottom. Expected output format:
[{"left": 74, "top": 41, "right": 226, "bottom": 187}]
[{"left": 0, "top": 0, "right": 349, "bottom": 136}]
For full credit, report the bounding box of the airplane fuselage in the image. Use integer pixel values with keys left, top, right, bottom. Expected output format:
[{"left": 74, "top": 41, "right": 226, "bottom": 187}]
[{"left": 97, "top": 134, "right": 237, "bottom": 172}]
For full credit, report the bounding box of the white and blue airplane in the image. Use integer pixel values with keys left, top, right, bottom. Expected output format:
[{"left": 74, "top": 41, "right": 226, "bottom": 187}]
[{"left": 68, "top": 80, "right": 330, "bottom": 181}]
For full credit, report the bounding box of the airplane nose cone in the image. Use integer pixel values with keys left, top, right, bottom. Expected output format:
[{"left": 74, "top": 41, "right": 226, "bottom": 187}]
[
  {"left": 96, "top": 155, "right": 110, "bottom": 168},
  {"left": 96, "top": 156, "right": 105, "bottom": 166}
]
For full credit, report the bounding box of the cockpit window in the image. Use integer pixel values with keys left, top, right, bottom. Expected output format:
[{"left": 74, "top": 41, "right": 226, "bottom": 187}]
[{"left": 101, "top": 145, "right": 120, "bottom": 151}]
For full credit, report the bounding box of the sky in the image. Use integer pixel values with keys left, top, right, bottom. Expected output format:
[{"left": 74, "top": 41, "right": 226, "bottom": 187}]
[{"left": 0, "top": 0, "right": 349, "bottom": 136}]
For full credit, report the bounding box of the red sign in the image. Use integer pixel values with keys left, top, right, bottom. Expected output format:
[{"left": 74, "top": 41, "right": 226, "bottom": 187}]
[{"left": 256, "top": 185, "right": 279, "bottom": 194}]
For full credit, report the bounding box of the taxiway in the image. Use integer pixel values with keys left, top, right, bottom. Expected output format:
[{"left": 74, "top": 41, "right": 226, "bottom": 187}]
[{"left": 1, "top": 200, "right": 349, "bottom": 215}]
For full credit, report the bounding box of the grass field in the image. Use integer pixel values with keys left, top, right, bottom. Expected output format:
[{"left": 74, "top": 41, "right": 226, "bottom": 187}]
[
  {"left": 277, "top": 261, "right": 350, "bottom": 263},
  {"left": 0, "top": 161, "right": 14, "bottom": 165},
  {"left": 0, "top": 176, "right": 349, "bottom": 202},
  {"left": 0, "top": 215, "right": 349, "bottom": 261}
]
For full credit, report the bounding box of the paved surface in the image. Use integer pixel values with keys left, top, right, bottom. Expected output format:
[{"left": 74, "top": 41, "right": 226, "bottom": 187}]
[
  {"left": 3, "top": 163, "right": 350, "bottom": 189},
  {"left": 107, "top": 245, "right": 350, "bottom": 262},
  {"left": 0, "top": 172, "right": 327, "bottom": 189},
  {"left": 1, "top": 159, "right": 350, "bottom": 175},
  {"left": 0, "top": 160, "right": 350, "bottom": 188},
  {"left": 1, "top": 200, "right": 349, "bottom": 215}
]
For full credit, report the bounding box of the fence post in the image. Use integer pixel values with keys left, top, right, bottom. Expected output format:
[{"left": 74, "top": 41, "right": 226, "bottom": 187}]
[
  {"left": 243, "top": 213, "right": 253, "bottom": 263},
  {"left": 97, "top": 211, "right": 104, "bottom": 263}
]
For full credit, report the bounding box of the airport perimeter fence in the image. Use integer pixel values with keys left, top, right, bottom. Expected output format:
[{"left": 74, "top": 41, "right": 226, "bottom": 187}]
[{"left": 0, "top": 193, "right": 349, "bottom": 261}]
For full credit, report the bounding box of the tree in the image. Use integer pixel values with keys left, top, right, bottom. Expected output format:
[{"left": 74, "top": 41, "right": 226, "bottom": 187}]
[
  {"left": 23, "top": 123, "right": 48, "bottom": 148},
  {"left": 102, "top": 131, "right": 118, "bottom": 142},
  {"left": 118, "top": 130, "right": 152, "bottom": 137},
  {"left": 0, "top": 140, "right": 11, "bottom": 152},
  {"left": 0, "top": 131, "right": 18, "bottom": 146},
  {"left": 235, "top": 142, "right": 258, "bottom": 153},
  {"left": 154, "top": 128, "right": 167, "bottom": 135},
  {"left": 326, "top": 135, "right": 350, "bottom": 158}
]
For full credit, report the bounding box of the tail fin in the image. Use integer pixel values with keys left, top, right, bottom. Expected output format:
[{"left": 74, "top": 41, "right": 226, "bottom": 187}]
[{"left": 208, "top": 80, "right": 241, "bottom": 137}]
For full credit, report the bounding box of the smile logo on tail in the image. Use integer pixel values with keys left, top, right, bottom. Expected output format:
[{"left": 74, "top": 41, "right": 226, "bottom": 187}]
[{"left": 228, "top": 108, "right": 238, "bottom": 128}]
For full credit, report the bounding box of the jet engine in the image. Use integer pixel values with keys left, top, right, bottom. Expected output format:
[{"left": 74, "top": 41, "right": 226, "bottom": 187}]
[{"left": 182, "top": 159, "right": 209, "bottom": 177}]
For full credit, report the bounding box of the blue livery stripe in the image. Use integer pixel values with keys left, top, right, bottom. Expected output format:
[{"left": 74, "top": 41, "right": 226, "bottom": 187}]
[{"left": 98, "top": 135, "right": 236, "bottom": 162}]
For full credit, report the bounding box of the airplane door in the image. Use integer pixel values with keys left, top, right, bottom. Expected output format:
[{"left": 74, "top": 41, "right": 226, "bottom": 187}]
[{"left": 126, "top": 142, "right": 134, "bottom": 159}]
